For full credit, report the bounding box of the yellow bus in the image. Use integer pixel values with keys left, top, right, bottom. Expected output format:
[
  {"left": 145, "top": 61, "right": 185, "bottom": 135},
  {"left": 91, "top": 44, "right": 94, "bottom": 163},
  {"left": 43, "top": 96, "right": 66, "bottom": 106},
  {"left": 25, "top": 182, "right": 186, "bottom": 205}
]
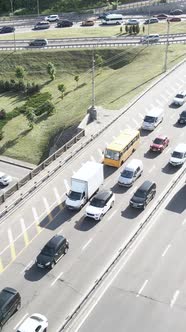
[{"left": 103, "top": 129, "right": 140, "bottom": 168}]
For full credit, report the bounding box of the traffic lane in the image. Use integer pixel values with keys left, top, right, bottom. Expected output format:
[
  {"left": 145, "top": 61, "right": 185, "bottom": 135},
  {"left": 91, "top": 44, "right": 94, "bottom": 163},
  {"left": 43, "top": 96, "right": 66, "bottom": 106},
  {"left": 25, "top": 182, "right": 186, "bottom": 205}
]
[
  {"left": 74, "top": 178, "right": 186, "bottom": 332},
  {"left": 0, "top": 160, "right": 31, "bottom": 179}
]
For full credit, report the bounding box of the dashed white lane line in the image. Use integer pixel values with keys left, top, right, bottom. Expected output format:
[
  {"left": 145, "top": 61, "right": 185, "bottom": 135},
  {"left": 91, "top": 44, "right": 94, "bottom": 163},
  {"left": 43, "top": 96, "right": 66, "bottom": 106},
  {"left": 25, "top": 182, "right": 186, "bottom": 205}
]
[
  {"left": 14, "top": 313, "right": 29, "bottom": 330},
  {"left": 182, "top": 219, "right": 186, "bottom": 226},
  {"left": 32, "top": 207, "right": 41, "bottom": 233},
  {"left": 148, "top": 165, "right": 156, "bottom": 173},
  {"left": 20, "top": 260, "right": 33, "bottom": 274},
  {"left": 64, "top": 179, "right": 70, "bottom": 191},
  {"left": 53, "top": 187, "right": 63, "bottom": 204},
  {"left": 170, "top": 290, "right": 180, "bottom": 308},
  {"left": 136, "top": 280, "right": 148, "bottom": 297},
  {"left": 162, "top": 244, "right": 171, "bottom": 257},
  {"left": 20, "top": 218, "right": 29, "bottom": 246},
  {"left": 82, "top": 238, "right": 93, "bottom": 251},
  {"left": 8, "top": 228, "right": 16, "bottom": 260},
  {"left": 107, "top": 209, "right": 117, "bottom": 221},
  {"left": 164, "top": 147, "right": 171, "bottom": 155},
  {"left": 51, "top": 272, "right": 64, "bottom": 287}
]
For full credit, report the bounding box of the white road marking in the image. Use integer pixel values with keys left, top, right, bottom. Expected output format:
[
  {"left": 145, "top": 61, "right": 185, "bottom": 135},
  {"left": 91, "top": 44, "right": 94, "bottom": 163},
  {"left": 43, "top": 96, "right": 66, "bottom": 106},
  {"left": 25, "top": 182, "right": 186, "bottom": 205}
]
[
  {"left": 155, "top": 99, "right": 163, "bottom": 107},
  {"left": 32, "top": 207, "right": 39, "bottom": 222},
  {"left": 179, "top": 131, "right": 184, "bottom": 138},
  {"left": 148, "top": 165, "right": 156, "bottom": 173},
  {"left": 82, "top": 238, "right": 93, "bottom": 251},
  {"left": 58, "top": 228, "right": 64, "bottom": 235},
  {"left": 64, "top": 179, "right": 70, "bottom": 191},
  {"left": 132, "top": 118, "right": 139, "bottom": 127},
  {"left": 98, "top": 148, "right": 103, "bottom": 156},
  {"left": 51, "top": 272, "right": 64, "bottom": 287},
  {"left": 20, "top": 260, "right": 33, "bottom": 274},
  {"left": 90, "top": 155, "right": 96, "bottom": 162},
  {"left": 53, "top": 187, "right": 62, "bottom": 203},
  {"left": 14, "top": 313, "right": 29, "bottom": 330},
  {"left": 8, "top": 228, "right": 14, "bottom": 244},
  {"left": 136, "top": 280, "right": 148, "bottom": 297},
  {"left": 43, "top": 197, "right": 50, "bottom": 213},
  {"left": 162, "top": 244, "right": 171, "bottom": 257},
  {"left": 20, "top": 217, "right": 29, "bottom": 246},
  {"left": 155, "top": 126, "right": 161, "bottom": 134},
  {"left": 182, "top": 219, "right": 186, "bottom": 225},
  {"left": 107, "top": 209, "right": 117, "bottom": 221},
  {"left": 164, "top": 147, "right": 171, "bottom": 155},
  {"left": 170, "top": 290, "right": 180, "bottom": 308}
]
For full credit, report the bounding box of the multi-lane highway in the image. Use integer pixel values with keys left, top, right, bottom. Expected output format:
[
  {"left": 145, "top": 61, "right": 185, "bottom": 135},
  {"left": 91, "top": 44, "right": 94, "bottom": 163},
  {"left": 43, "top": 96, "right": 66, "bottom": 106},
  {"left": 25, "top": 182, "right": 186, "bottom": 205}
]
[{"left": 0, "top": 62, "right": 185, "bottom": 331}]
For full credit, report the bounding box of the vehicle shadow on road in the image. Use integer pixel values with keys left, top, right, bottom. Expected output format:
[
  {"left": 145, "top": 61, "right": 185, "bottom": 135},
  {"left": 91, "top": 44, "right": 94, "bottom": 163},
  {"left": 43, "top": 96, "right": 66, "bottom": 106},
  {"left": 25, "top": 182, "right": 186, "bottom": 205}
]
[
  {"left": 161, "top": 163, "right": 181, "bottom": 175},
  {"left": 144, "top": 150, "right": 158, "bottom": 159},
  {"left": 24, "top": 263, "right": 48, "bottom": 281},
  {"left": 165, "top": 184, "right": 186, "bottom": 214},
  {"left": 140, "top": 129, "right": 150, "bottom": 137},
  {"left": 74, "top": 216, "right": 97, "bottom": 231},
  {"left": 110, "top": 182, "right": 129, "bottom": 194},
  {"left": 39, "top": 204, "right": 76, "bottom": 230},
  {"left": 173, "top": 122, "right": 183, "bottom": 128},
  {"left": 168, "top": 103, "right": 180, "bottom": 109},
  {"left": 104, "top": 165, "right": 117, "bottom": 179},
  {"left": 121, "top": 205, "right": 142, "bottom": 219}
]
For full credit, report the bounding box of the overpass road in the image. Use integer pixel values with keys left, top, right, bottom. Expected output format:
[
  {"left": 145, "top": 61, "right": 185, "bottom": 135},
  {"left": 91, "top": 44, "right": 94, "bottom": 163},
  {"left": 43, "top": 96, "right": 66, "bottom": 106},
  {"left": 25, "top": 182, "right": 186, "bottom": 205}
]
[
  {"left": 71, "top": 175, "right": 186, "bottom": 332},
  {"left": 0, "top": 62, "right": 185, "bottom": 331}
]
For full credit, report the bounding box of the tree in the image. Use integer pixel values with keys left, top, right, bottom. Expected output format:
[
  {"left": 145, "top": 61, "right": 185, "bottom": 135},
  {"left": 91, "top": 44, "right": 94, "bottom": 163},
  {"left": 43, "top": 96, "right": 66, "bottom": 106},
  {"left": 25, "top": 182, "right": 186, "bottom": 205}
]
[
  {"left": 25, "top": 108, "right": 35, "bottom": 129},
  {"left": 125, "top": 25, "right": 128, "bottom": 34},
  {"left": 136, "top": 24, "right": 140, "bottom": 34},
  {"left": 15, "top": 66, "right": 26, "bottom": 81},
  {"left": 143, "top": 25, "right": 145, "bottom": 33},
  {"left": 58, "top": 83, "right": 66, "bottom": 99},
  {"left": 47, "top": 62, "right": 56, "bottom": 81},
  {"left": 132, "top": 24, "right": 136, "bottom": 34},
  {"left": 74, "top": 75, "right": 79, "bottom": 88},
  {"left": 129, "top": 26, "right": 133, "bottom": 35}
]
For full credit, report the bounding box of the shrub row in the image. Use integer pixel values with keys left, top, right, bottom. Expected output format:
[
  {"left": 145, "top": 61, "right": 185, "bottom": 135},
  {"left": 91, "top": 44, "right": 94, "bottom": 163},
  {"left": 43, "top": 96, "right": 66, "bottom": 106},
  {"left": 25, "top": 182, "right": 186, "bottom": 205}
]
[{"left": 0, "top": 80, "right": 41, "bottom": 95}]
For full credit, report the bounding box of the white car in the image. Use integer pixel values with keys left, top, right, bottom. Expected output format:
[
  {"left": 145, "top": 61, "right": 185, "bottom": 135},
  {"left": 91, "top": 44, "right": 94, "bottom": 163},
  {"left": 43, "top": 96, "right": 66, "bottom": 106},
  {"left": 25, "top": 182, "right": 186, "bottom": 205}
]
[
  {"left": 173, "top": 91, "right": 186, "bottom": 106},
  {"left": 0, "top": 174, "right": 12, "bottom": 186},
  {"left": 169, "top": 143, "right": 186, "bottom": 166},
  {"left": 85, "top": 190, "right": 115, "bottom": 221},
  {"left": 45, "top": 14, "right": 59, "bottom": 22},
  {"left": 126, "top": 19, "right": 139, "bottom": 25},
  {"left": 16, "top": 313, "right": 48, "bottom": 332}
]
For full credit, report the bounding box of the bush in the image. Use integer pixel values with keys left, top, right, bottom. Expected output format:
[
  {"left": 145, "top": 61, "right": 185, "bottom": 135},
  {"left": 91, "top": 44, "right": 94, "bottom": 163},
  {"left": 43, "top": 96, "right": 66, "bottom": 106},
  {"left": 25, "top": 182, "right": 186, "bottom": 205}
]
[
  {"left": 34, "top": 101, "right": 55, "bottom": 116},
  {"left": 0, "top": 130, "right": 3, "bottom": 140},
  {"left": 26, "top": 92, "right": 52, "bottom": 109},
  {"left": 0, "top": 109, "right": 6, "bottom": 119}
]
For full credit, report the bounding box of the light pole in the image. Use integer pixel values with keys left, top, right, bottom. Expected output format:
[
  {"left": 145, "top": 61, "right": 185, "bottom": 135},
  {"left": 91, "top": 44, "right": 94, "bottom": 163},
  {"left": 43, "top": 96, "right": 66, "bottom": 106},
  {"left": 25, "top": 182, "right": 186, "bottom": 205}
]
[
  {"left": 37, "top": 0, "right": 40, "bottom": 16},
  {"left": 164, "top": 20, "right": 170, "bottom": 72},
  {"left": 92, "top": 50, "right": 95, "bottom": 109},
  {"left": 10, "top": 0, "right": 13, "bottom": 15}
]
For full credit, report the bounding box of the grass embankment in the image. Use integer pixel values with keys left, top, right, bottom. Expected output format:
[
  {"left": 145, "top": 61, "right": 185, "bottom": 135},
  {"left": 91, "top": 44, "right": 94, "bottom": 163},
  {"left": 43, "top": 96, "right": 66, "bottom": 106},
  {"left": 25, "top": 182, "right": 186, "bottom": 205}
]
[{"left": 0, "top": 43, "right": 185, "bottom": 165}]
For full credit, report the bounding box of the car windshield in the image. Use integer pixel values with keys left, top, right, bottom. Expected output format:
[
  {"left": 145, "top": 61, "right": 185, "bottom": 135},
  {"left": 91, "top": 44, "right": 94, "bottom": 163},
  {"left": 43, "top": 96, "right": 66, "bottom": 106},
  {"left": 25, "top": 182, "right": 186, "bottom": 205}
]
[
  {"left": 175, "top": 94, "right": 184, "bottom": 99},
  {"left": 121, "top": 170, "right": 133, "bottom": 178},
  {"left": 42, "top": 245, "right": 54, "bottom": 256},
  {"left": 68, "top": 191, "right": 82, "bottom": 200},
  {"left": 172, "top": 151, "right": 183, "bottom": 159},
  {"left": 135, "top": 189, "right": 146, "bottom": 198},
  {"left": 144, "top": 116, "right": 155, "bottom": 123},
  {"left": 105, "top": 149, "right": 120, "bottom": 160},
  {"left": 180, "top": 112, "right": 186, "bottom": 117},
  {"left": 153, "top": 138, "right": 163, "bottom": 145},
  {"left": 90, "top": 198, "right": 105, "bottom": 208}
]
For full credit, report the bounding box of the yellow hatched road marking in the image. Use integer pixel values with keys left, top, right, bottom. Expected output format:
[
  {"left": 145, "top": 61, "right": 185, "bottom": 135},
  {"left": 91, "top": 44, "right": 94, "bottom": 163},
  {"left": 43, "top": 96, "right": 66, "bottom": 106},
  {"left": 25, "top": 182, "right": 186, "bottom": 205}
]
[
  {"left": 0, "top": 258, "right": 4, "bottom": 273},
  {"left": 20, "top": 218, "right": 29, "bottom": 246},
  {"left": 32, "top": 207, "right": 42, "bottom": 233},
  {"left": 8, "top": 228, "right": 16, "bottom": 260},
  {"left": 43, "top": 197, "right": 53, "bottom": 222}
]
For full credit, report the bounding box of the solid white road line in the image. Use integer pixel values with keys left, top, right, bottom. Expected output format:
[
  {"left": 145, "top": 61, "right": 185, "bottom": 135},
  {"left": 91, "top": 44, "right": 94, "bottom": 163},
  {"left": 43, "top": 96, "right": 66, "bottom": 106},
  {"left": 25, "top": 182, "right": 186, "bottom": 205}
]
[
  {"left": 107, "top": 209, "right": 117, "bottom": 221},
  {"left": 51, "top": 272, "right": 64, "bottom": 287},
  {"left": 148, "top": 165, "right": 156, "bottom": 174},
  {"left": 136, "top": 280, "right": 148, "bottom": 297},
  {"left": 162, "top": 244, "right": 171, "bottom": 257},
  {"left": 14, "top": 313, "right": 29, "bottom": 330},
  {"left": 20, "top": 260, "right": 33, "bottom": 274},
  {"left": 82, "top": 238, "right": 93, "bottom": 251},
  {"left": 170, "top": 290, "right": 180, "bottom": 308}
]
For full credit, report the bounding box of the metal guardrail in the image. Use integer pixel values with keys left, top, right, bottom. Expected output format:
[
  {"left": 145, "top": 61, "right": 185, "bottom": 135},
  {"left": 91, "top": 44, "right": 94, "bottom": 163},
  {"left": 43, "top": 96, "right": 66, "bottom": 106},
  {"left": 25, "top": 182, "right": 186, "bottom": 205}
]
[
  {"left": 0, "top": 129, "right": 85, "bottom": 205},
  {"left": 58, "top": 163, "right": 186, "bottom": 331}
]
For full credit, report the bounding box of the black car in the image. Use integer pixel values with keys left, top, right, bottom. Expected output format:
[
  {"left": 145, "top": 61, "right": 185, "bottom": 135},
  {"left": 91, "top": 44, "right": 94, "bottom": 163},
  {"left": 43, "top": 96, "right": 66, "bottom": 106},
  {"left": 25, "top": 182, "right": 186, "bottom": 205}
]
[
  {"left": 178, "top": 110, "right": 186, "bottom": 124},
  {"left": 130, "top": 180, "right": 156, "bottom": 209},
  {"left": 98, "top": 12, "right": 111, "bottom": 19},
  {"left": 0, "top": 26, "right": 15, "bottom": 34},
  {"left": 36, "top": 235, "right": 69, "bottom": 269},
  {"left": 0, "top": 287, "right": 21, "bottom": 328},
  {"left": 170, "top": 9, "right": 183, "bottom": 15},
  {"left": 57, "top": 20, "right": 73, "bottom": 27},
  {"left": 29, "top": 39, "right": 48, "bottom": 47}
]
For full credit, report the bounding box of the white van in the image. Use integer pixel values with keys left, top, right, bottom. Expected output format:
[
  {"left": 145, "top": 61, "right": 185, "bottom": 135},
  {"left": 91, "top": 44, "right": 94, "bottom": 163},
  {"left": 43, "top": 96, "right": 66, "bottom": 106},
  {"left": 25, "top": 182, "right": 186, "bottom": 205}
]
[
  {"left": 169, "top": 143, "right": 186, "bottom": 166},
  {"left": 142, "top": 108, "right": 164, "bottom": 131},
  {"left": 118, "top": 159, "right": 143, "bottom": 187},
  {"left": 141, "top": 34, "right": 160, "bottom": 44},
  {"left": 102, "top": 14, "right": 123, "bottom": 25}
]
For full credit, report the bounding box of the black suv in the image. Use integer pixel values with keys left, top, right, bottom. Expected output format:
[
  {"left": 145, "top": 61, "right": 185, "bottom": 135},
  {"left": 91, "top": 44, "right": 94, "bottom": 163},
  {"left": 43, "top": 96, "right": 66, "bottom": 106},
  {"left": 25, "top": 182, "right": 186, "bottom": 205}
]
[
  {"left": 57, "top": 20, "right": 73, "bottom": 28},
  {"left": 178, "top": 111, "right": 186, "bottom": 124},
  {"left": 0, "top": 26, "right": 15, "bottom": 34},
  {"left": 130, "top": 180, "right": 156, "bottom": 209},
  {"left": 29, "top": 39, "right": 48, "bottom": 47},
  {"left": 36, "top": 235, "right": 69, "bottom": 269},
  {"left": 0, "top": 287, "right": 21, "bottom": 328}
]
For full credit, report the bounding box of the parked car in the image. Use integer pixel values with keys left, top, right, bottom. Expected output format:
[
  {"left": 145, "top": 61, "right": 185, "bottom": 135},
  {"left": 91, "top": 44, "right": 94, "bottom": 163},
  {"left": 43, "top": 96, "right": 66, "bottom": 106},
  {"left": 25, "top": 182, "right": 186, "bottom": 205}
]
[
  {"left": 29, "top": 39, "right": 48, "bottom": 47},
  {"left": 34, "top": 21, "right": 50, "bottom": 30},
  {"left": 85, "top": 190, "right": 115, "bottom": 221},
  {"left": 169, "top": 143, "right": 186, "bottom": 166},
  {"left": 0, "top": 26, "right": 15, "bottom": 33},
  {"left": 144, "top": 17, "right": 159, "bottom": 24},
  {"left": 45, "top": 14, "right": 59, "bottom": 22},
  {"left": 130, "top": 180, "right": 156, "bottom": 209},
  {"left": 173, "top": 91, "right": 186, "bottom": 106},
  {"left": 150, "top": 135, "right": 169, "bottom": 152},
  {"left": 0, "top": 174, "right": 12, "bottom": 186},
  {"left": 126, "top": 19, "right": 139, "bottom": 25},
  {"left": 36, "top": 234, "right": 69, "bottom": 269},
  {"left": 170, "top": 9, "right": 183, "bottom": 15},
  {"left": 178, "top": 110, "right": 186, "bottom": 124},
  {"left": 81, "top": 19, "right": 95, "bottom": 26},
  {"left": 154, "top": 13, "right": 168, "bottom": 20},
  {"left": 57, "top": 20, "right": 73, "bottom": 27},
  {"left": 0, "top": 287, "right": 21, "bottom": 328},
  {"left": 16, "top": 313, "right": 48, "bottom": 332},
  {"left": 167, "top": 16, "right": 181, "bottom": 22}
]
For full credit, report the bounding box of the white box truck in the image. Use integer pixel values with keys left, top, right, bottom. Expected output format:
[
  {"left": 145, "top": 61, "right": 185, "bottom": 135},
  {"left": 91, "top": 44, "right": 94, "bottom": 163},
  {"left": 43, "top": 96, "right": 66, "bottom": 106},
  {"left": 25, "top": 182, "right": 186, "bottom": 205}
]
[{"left": 65, "top": 161, "right": 104, "bottom": 210}]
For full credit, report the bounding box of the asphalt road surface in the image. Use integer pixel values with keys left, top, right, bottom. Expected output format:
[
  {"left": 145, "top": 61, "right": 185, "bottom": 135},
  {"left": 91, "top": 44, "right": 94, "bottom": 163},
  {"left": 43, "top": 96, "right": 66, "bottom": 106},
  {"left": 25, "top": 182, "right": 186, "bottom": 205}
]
[{"left": 0, "top": 62, "right": 185, "bottom": 331}]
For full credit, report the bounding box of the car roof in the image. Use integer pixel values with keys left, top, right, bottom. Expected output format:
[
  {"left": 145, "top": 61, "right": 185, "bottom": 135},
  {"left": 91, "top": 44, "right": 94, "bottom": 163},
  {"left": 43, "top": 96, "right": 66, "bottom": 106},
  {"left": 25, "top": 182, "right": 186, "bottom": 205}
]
[
  {"left": 17, "top": 314, "right": 46, "bottom": 332},
  {"left": 94, "top": 190, "right": 112, "bottom": 201},
  {"left": 137, "top": 180, "right": 155, "bottom": 192},
  {"left": 47, "top": 235, "right": 65, "bottom": 248},
  {"left": 154, "top": 135, "right": 167, "bottom": 140},
  {"left": 125, "top": 158, "right": 142, "bottom": 169}
]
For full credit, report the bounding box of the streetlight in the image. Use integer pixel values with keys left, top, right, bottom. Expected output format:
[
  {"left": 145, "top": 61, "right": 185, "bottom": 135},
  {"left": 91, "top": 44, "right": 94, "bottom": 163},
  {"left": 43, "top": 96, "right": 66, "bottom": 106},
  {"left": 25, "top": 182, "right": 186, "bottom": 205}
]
[
  {"left": 164, "top": 20, "right": 170, "bottom": 72},
  {"left": 37, "top": 0, "right": 40, "bottom": 16},
  {"left": 10, "top": 0, "right": 13, "bottom": 15}
]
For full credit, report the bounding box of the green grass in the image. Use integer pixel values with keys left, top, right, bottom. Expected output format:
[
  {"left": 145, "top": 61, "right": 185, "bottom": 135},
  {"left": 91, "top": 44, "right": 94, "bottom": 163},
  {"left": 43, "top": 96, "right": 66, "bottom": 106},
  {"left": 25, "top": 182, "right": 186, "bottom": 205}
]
[
  {"left": 0, "top": 44, "right": 185, "bottom": 165},
  {"left": 0, "top": 22, "right": 185, "bottom": 40}
]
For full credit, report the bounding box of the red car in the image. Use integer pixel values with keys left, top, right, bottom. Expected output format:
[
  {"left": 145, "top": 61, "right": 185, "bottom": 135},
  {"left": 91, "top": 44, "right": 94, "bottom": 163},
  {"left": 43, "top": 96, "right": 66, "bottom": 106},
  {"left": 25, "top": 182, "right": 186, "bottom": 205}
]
[
  {"left": 150, "top": 135, "right": 169, "bottom": 152},
  {"left": 154, "top": 13, "right": 168, "bottom": 20},
  {"left": 167, "top": 17, "right": 181, "bottom": 22}
]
